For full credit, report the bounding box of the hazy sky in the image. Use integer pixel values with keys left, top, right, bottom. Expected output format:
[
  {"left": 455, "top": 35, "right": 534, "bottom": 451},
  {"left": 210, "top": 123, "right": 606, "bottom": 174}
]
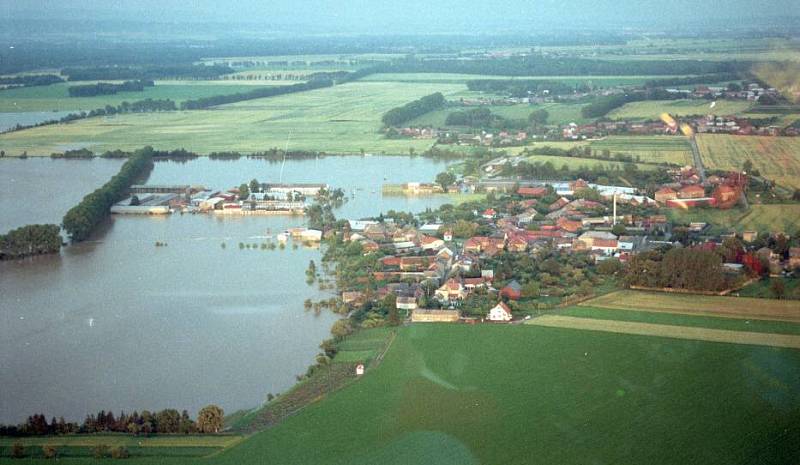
[{"left": 1, "top": 0, "right": 798, "bottom": 33}]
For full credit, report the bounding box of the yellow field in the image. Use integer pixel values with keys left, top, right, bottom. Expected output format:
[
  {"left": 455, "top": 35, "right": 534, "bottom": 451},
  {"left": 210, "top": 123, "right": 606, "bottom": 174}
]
[
  {"left": 696, "top": 134, "right": 800, "bottom": 189},
  {"left": 582, "top": 290, "right": 800, "bottom": 323},
  {"left": 527, "top": 315, "right": 800, "bottom": 349}
]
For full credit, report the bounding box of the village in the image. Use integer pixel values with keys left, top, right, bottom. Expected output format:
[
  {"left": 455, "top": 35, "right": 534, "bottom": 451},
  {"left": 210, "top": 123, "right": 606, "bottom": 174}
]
[{"left": 331, "top": 169, "right": 799, "bottom": 325}]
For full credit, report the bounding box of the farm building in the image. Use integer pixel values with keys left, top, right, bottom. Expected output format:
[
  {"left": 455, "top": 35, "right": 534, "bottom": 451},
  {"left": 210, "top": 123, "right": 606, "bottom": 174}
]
[{"left": 411, "top": 309, "right": 460, "bottom": 323}]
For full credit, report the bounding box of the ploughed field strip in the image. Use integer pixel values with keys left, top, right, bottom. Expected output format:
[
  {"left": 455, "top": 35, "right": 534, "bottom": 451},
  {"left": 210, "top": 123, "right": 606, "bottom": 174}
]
[
  {"left": 581, "top": 290, "right": 800, "bottom": 323},
  {"left": 528, "top": 315, "right": 800, "bottom": 349}
]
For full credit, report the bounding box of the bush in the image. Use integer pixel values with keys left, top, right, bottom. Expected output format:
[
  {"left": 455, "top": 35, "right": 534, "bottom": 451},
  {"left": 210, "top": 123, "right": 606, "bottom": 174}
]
[
  {"left": 42, "top": 445, "right": 57, "bottom": 459},
  {"left": 93, "top": 444, "right": 109, "bottom": 459},
  {"left": 111, "top": 446, "right": 130, "bottom": 459},
  {"left": 10, "top": 442, "right": 24, "bottom": 459}
]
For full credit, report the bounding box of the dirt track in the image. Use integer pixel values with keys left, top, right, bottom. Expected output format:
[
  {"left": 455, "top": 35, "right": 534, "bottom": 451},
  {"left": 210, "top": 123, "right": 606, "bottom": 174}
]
[{"left": 528, "top": 315, "right": 800, "bottom": 349}]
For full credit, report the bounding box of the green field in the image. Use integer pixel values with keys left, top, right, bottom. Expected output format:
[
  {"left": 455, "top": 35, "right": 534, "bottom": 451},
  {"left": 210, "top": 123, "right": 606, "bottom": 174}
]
[
  {"left": 588, "top": 135, "right": 693, "bottom": 165},
  {"left": 0, "top": 82, "right": 273, "bottom": 112},
  {"left": 667, "top": 204, "right": 800, "bottom": 233},
  {"left": 609, "top": 99, "right": 753, "bottom": 120},
  {"left": 0, "top": 81, "right": 465, "bottom": 155},
  {"left": 696, "top": 134, "right": 800, "bottom": 190}
]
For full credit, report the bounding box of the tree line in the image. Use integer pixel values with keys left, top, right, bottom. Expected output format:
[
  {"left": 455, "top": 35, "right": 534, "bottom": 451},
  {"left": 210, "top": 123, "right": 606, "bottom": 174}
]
[
  {"left": 643, "top": 73, "right": 744, "bottom": 88},
  {"left": 61, "top": 64, "right": 234, "bottom": 81},
  {"left": 0, "top": 74, "right": 63, "bottom": 88},
  {"left": 180, "top": 78, "right": 333, "bottom": 110},
  {"left": 62, "top": 147, "right": 155, "bottom": 242},
  {"left": 67, "top": 79, "right": 154, "bottom": 97},
  {"left": 0, "top": 224, "right": 61, "bottom": 260},
  {"left": 0, "top": 405, "right": 224, "bottom": 437},
  {"left": 375, "top": 56, "right": 753, "bottom": 77},
  {"left": 381, "top": 92, "right": 445, "bottom": 127}
]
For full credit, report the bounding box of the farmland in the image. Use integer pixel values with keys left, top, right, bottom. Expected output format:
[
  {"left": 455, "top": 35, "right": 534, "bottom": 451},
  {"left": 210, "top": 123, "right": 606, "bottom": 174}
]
[
  {"left": 608, "top": 99, "right": 753, "bottom": 120},
  {"left": 6, "top": 323, "right": 796, "bottom": 464},
  {"left": 667, "top": 204, "right": 800, "bottom": 233},
  {"left": 580, "top": 290, "right": 800, "bottom": 323},
  {"left": 0, "top": 82, "right": 277, "bottom": 113},
  {"left": 696, "top": 134, "right": 800, "bottom": 189},
  {"left": 0, "top": 81, "right": 464, "bottom": 156},
  {"left": 588, "top": 135, "right": 694, "bottom": 165}
]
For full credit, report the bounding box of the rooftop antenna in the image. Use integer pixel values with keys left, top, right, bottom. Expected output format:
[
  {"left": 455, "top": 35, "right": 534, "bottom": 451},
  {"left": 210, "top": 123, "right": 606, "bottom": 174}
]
[{"left": 279, "top": 132, "right": 291, "bottom": 183}]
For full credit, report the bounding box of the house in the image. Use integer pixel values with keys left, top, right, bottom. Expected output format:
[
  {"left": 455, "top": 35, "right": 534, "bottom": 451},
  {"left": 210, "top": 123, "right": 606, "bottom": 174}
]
[
  {"left": 411, "top": 308, "right": 460, "bottom": 323},
  {"left": 500, "top": 280, "right": 523, "bottom": 300},
  {"left": 482, "top": 208, "right": 497, "bottom": 219},
  {"left": 678, "top": 185, "right": 706, "bottom": 199},
  {"left": 557, "top": 217, "right": 582, "bottom": 233},
  {"left": 341, "top": 291, "right": 365, "bottom": 305},
  {"left": 713, "top": 185, "right": 739, "bottom": 208},
  {"left": 435, "top": 278, "right": 467, "bottom": 303},
  {"left": 789, "top": 248, "right": 800, "bottom": 270},
  {"left": 591, "top": 238, "right": 619, "bottom": 255},
  {"left": 443, "top": 230, "right": 453, "bottom": 241},
  {"left": 487, "top": 302, "right": 513, "bottom": 322},
  {"left": 506, "top": 235, "right": 529, "bottom": 252},
  {"left": 463, "top": 277, "right": 490, "bottom": 291},
  {"left": 518, "top": 186, "right": 548, "bottom": 197},
  {"left": 742, "top": 231, "right": 758, "bottom": 243},
  {"left": 419, "top": 235, "right": 445, "bottom": 251},
  {"left": 654, "top": 187, "right": 678, "bottom": 203},
  {"left": 396, "top": 296, "right": 418, "bottom": 311}
]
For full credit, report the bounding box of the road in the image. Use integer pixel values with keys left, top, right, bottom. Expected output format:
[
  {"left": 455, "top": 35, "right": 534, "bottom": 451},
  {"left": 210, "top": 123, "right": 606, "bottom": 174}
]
[{"left": 689, "top": 135, "right": 707, "bottom": 182}]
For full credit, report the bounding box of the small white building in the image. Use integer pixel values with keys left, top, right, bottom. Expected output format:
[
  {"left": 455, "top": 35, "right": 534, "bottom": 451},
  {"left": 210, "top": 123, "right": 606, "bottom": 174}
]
[
  {"left": 487, "top": 302, "right": 513, "bottom": 322},
  {"left": 300, "top": 229, "right": 323, "bottom": 242}
]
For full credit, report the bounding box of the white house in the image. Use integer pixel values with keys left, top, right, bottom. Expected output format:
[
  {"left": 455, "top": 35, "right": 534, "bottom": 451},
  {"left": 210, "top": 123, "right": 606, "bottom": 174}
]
[{"left": 487, "top": 302, "right": 513, "bottom": 322}]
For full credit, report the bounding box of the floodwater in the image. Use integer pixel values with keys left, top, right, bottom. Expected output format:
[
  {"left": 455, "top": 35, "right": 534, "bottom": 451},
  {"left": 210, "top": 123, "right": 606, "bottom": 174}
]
[{"left": 0, "top": 155, "right": 454, "bottom": 423}]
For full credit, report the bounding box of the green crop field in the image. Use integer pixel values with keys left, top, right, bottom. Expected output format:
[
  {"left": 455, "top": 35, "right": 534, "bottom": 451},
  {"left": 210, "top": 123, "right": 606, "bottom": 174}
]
[
  {"left": 7, "top": 324, "right": 797, "bottom": 464},
  {"left": 609, "top": 99, "right": 753, "bottom": 120},
  {"left": 667, "top": 204, "right": 800, "bottom": 233},
  {"left": 696, "top": 134, "right": 800, "bottom": 190},
  {"left": 0, "top": 81, "right": 466, "bottom": 156},
  {"left": 588, "top": 135, "right": 693, "bottom": 165},
  {"left": 0, "top": 82, "right": 275, "bottom": 113}
]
